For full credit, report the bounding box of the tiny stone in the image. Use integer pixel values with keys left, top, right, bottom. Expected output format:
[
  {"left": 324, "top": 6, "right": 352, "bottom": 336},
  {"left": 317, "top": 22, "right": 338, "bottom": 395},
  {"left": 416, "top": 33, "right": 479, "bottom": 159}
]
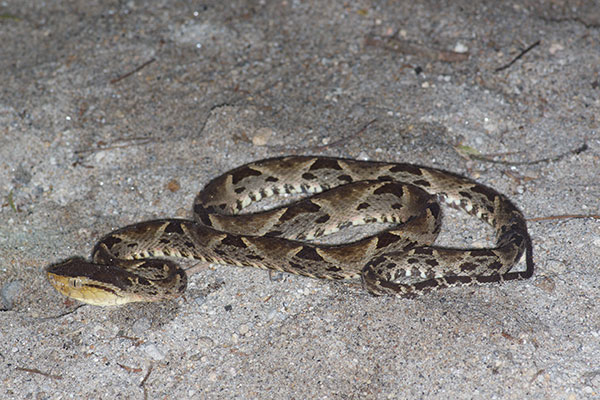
[
  {"left": 238, "top": 324, "right": 250, "bottom": 336},
  {"left": 94, "top": 151, "right": 107, "bottom": 163},
  {"left": 166, "top": 179, "right": 180, "bottom": 192},
  {"left": 251, "top": 127, "right": 275, "bottom": 146},
  {"left": 1, "top": 280, "right": 24, "bottom": 310},
  {"left": 534, "top": 277, "right": 555, "bottom": 293},
  {"left": 132, "top": 317, "right": 151, "bottom": 336},
  {"left": 197, "top": 336, "right": 215, "bottom": 349},
  {"left": 269, "top": 271, "right": 285, "bottom": 282},
  {"left": 194, "top": 294, "right": 207, "bottom": 306},
  {"left": 142, "top": 343, "right": 165, "bottom": 360},
  {"left": 454, "top": 42, "right": 468, "bottom": 53},
  {"left": 549, "top": 42, "right": 564, "bottom": 55},
  {"left": 516, "top": 185, "right": 525, "bottom": 194},
  {"left": 357, "top": 151, "right": 369, "bottom": 160},
  {"left": 266, "top": 309, "right": 279, "bottom": 321}
]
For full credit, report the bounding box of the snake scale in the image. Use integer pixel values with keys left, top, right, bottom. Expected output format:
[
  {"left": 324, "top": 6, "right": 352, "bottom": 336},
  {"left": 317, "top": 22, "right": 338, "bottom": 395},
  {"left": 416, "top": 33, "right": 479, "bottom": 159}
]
[{"left": 47, "top": 156, "right": 534, "bottom": 305}]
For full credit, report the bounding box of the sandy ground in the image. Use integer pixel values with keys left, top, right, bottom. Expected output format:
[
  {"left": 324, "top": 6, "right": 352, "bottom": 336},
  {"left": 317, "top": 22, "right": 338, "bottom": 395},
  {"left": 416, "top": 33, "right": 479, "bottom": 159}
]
[{"left": 1, "top": 1, "right": 599, "bottom": 399}]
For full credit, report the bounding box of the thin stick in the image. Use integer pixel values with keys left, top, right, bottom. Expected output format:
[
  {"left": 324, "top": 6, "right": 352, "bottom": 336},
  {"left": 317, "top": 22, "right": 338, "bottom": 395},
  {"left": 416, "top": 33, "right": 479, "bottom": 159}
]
[
  {"left": 140, "top": 364, "right": 153, "bottom": 400},
  {"left": 365, "top": 35, "right": 469, "bottom": 62},
  {"left": 495, "top": 40, "right": 540, "bottom": 72},
  {"left": 16, "top": 367, "right": 62, "bottom": 380},
  {"left": 74, "top": 137, "right": 154, "bottom": 155},
  {"left": 528, "top": 214, "right": 600, "bottom": 222},
  {"left": 110, "top": 58, "right": 156, "bottom": 84},
  {"left": 118, "top": 363, "right": 143, "bottom": 373},
  {"left": 140, "top": 364, "right": 153, "bottom": 387},
  {"left": 469, "top": 143, "right": 587, "bottom": 165}
]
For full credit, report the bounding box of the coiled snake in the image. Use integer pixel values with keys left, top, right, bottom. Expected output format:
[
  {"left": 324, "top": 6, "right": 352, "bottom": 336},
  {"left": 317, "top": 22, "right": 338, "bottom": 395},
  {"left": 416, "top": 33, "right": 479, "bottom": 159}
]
[{"left": 47, "top": 156, "right": 534, "bottom": 305}]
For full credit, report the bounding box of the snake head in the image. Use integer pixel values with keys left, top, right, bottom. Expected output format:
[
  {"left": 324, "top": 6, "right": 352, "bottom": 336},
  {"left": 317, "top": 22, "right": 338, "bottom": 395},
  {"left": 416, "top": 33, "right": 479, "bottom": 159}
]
[
  {"left": 46, "top": 257, "right": 187, "bottom": 306},
  {"left": 46, "top": 258, "right": 142, "bottom": 306}
]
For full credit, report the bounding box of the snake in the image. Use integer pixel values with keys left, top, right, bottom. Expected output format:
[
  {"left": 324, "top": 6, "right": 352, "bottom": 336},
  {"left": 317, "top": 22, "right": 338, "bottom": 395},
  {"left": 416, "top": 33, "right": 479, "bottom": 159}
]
[{"left": 46, "top": 156, "right": 534, "bottom": 306}]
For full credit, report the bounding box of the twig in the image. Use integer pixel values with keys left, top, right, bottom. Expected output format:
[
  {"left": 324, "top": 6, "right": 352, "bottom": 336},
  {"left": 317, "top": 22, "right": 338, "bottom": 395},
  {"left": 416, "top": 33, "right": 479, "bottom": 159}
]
[
  {"left": 116, "top": 334, "right": 145, "bottom": 346},
  {"left": 196, "top": 102, "right": 237, "bottom": 142},
  {"left": 140, "top": 364, "right": 153, "bottom": 387},
  {"left": 0, "top": 13, "right": 22, "bottom": 21},
  {"left": 16, "top": 367, "right": 62, "bottom": 380},
  {"left": 530, "top": 369, "right": 546, "bottom": 383},
  {"left": 140, "top": 364, "right": 153, "bottom": 400},
  {"left": 365, "top": 35, "right": 469, "bottom": 62},
  {"left": 7, "top": 189, "right": 17, "bottom": 212},
  {"left": 74, "top": 137, "right": 155, "bottom": 155},
  {"left": 39, "top": 304, "right": 85, "bottom": 320},
  {"left": 118, "top": 363, "right": 143, "bottom": 373},
  {"left": 501, "top": 331, "right": 522, "bottom": 343},
  {"left": 110, "top": 58, "right": 156, "bottom": 84},
  {"left": 528, "top": 214, "right": 600, "bottom": 222},
  {"left": 495, "top": 40, "right": 540, "bottom": 72},
  {"left": 468, "top": 143, "right": 587, "bottom": 165}
]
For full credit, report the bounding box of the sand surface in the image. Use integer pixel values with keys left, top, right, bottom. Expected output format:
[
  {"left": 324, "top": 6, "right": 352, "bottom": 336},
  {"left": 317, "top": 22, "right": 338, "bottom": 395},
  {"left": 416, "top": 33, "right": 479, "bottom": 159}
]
[{"left": 1, "top": 1, "right": 599, "bottom": 399}]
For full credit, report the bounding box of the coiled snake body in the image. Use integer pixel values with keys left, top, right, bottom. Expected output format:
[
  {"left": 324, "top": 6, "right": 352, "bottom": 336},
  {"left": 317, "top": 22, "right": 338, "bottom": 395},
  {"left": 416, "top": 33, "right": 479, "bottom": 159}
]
[{"left": 47, "top": 156, "right": 533, "bottom": 305}]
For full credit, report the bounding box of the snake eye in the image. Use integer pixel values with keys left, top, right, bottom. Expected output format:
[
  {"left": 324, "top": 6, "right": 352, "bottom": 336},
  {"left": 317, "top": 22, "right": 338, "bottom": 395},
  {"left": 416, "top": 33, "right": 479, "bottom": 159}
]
[{"left": 69, "top": 278, "right": 82, "bottom": 288}]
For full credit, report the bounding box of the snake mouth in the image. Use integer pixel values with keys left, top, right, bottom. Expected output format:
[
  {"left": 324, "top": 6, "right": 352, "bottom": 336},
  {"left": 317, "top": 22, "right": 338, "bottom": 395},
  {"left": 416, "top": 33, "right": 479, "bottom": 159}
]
[
  {"left": 46, "top": 270, "right": 132, "bottom": 306},
  {"left": 46, "top": 257, "right": 186, "bottom": 306}
]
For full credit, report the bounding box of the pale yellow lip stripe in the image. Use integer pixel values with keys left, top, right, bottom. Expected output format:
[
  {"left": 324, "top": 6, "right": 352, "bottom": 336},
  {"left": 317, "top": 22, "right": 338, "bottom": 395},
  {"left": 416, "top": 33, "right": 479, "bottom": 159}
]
[{"left": 46, "top": 272, "right": 135, "bottom": 306}]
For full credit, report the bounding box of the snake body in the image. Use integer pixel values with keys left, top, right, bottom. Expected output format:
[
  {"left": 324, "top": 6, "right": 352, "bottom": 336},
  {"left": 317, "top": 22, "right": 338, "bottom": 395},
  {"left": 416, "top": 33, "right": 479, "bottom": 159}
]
[{"left": 47, "top": 156, "right": 533, "bottom": 305}]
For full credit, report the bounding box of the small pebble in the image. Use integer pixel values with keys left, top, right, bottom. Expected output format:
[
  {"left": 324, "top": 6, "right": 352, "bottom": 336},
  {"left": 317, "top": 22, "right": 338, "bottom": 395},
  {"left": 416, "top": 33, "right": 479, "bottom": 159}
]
[
  {"left": 453, "top": 42, "right": 468, "bottom": 53},
  {"left": 197, "top": 336, "right": 215, "bottom": 349},
  {"left": 142, "top": 343, "right": 165, "bottom": 360},
  {"left": 251, "top": 127, "right": 274, "bottom": 146},
  {"left": 534, "top": 277, "right": 555, "bottom": 293},
  {"left": 166, "top": 179, "right": 180, "bottom": 192},
  {"left": 132, "top": 317, "right": 151, "bottom": 336},
  {"left": 194, "top": 294, "right": 207, "bottom": 306},
  {"left": 549, "top": 42, "right": 564, "bottom": 55},
  {"left": 238, "top": 324, "right": 250, "bottom": 336},
  {"left": 1, "top": 280, "right": 23, "bottom": 310}
]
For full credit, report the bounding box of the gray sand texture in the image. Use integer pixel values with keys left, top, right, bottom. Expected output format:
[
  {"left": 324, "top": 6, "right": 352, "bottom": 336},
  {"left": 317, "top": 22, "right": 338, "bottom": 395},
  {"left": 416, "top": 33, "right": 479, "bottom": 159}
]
[{"left": 1, "top": 1, "right": 599, "bottom": 399}]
